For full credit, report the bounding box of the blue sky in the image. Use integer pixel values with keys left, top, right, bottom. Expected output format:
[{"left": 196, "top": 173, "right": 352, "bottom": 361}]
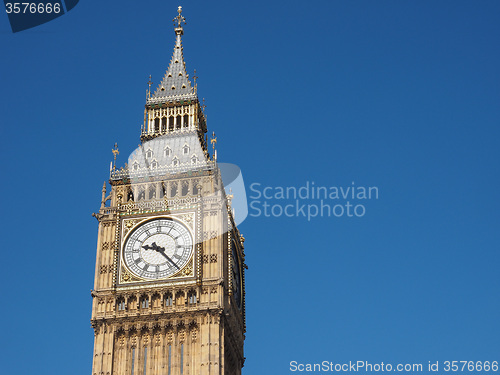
[{"left": 1, "top": 1, "right": 499, "bottom": 374}]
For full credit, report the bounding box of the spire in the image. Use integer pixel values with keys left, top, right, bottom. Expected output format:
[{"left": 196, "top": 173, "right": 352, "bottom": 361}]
[{"left": 148, "top": 6, "right": 196, "bottom": 104}]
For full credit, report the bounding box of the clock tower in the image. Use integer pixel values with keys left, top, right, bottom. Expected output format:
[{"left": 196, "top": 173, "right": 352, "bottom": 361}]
[{"left": 90, "top": 7, "right": 246, "bottom": 375}]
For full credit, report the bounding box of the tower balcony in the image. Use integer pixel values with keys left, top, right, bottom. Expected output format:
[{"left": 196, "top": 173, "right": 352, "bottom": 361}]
[{"left": 110, "top": 159, "right": 215, "bottom": 182}]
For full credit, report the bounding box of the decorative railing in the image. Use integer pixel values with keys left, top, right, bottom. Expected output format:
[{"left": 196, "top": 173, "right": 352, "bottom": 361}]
[
  {"left": 140, "top": 125, "right": 201, "bottom": 137},
  {"left": 146, "top": 92, "right": 197, "bottom": 106},
  {"left": 96, "top": 301, "right": 214, "bottom": 319},
  {"left": 120, "top": 196, "right": 199, "bottom": 213},
  {"left": 98, "top": 194, "right": 223, "bottom": 218},
  {"left": 110, "top": 160, "right": 216, "bottom": 181},
  {"left": 99, "top": 207, "right": 120, "bottom": 215}
]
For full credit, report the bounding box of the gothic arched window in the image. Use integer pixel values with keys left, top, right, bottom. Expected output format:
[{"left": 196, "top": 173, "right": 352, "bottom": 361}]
[
  {"left": 188, "top": 291, "right": 197, "bottom": 305},
  {"left": 181, "top": 181, "right": 189, "bottom": 196},
  {"left": 138, "top": 190, "right": 145, "bottom": 201},
  {"left": 165, "top": 293, "right": 173, "bottom": 307},
  {"left": 148, "top": 185, "right": 156, "bottom": 199},
  {"left": 117, "top": 298, "right": 126, "bottom": 311},
  {"left": 170, "top": 182, "right": 178, "bottom": 197},
  {"left": 192, "top": 181, "right": 200, "bottom": 195}
]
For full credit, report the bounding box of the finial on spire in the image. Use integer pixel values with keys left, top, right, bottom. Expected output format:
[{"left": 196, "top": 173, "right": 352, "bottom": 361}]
[
  {"left": 210, "top": 131, "right": 217, "bottom": 161},
  {"left": 173, "top": 6, "right": 186, "bottom": 35},
  {"left": 193, "top": 69, "right": 198, "bottom": 93},
  {"left": 101, "top": 182, "right": 107, "bottom": 209},
  {"left": 112, "top": 143, "right": 119, "bottom": 170},
  {"left": 147, "top": 75, "right": 152, "bottom": 98}
]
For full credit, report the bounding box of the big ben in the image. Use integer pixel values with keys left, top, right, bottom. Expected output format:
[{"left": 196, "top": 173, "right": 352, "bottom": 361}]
[{"left": 90, "top": 7, "right": 246, "bottom": 375}]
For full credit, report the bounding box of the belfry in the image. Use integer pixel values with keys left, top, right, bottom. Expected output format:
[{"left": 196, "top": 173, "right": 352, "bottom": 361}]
[{"left": 90, "top": 7, "right": 246, "bottom": 375}]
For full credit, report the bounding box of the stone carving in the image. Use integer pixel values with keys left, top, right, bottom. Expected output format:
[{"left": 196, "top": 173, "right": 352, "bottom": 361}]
[{"left": 120, "top": 267, "right": 142, "bottom": 283}]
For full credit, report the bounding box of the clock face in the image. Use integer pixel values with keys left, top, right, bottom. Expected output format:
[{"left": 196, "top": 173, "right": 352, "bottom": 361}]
[{"left": 123, "top": 218, "right": 193, "bottom": 280}]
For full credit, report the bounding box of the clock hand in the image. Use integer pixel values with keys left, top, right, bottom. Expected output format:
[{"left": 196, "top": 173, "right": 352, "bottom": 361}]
[
  {"left": 152, "top": 242, "right": 166, "bottom": 252},
  {"left": 142, "top": 242, "right": 164, "bottom": 252},
  {"left": 142, "top": 242, "right": 179, "bottom": 269},
  {"left": 156, "top": 249, "right": 180, "bottom": 269}
]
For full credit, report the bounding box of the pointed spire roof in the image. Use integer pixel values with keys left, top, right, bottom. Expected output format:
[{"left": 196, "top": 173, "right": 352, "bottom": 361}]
[{"left": 147, "top": 6, "right": 197, "bottom": 105}]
